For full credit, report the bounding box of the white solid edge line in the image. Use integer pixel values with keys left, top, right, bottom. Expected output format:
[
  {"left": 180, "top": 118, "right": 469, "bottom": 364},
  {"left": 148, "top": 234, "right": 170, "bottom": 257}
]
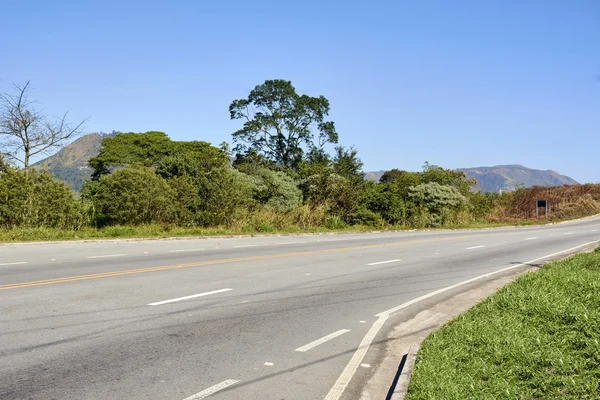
[
  {"left": 86, "top": 254, "right": 126, "bottom": 259},
  {"left": 524, "top": 237, "right": 538, "bottom": 241},
  {"left": 376, "top": 240, "right": 598, "bottom": 317},
  {"left": 466, "top": 245, "right": 485, "bottom": 250},
  {"left": 182, "top": 379, "right": 239, "bottom": 400},
  {"left": 295, "top": 329, "right": 351, "bottom": 352},
  {"left": 324, "top": 240, "right": 598, "bottom": 400},
  {"left": 367, "top": 259, "right": 401, "bottom": 266},
  {"left": 148, "top": 288, "right": 233, "bottom": 306},
  {"left": 324, "top": 318, "right": 387, "bottom": 400},
  {"left": 0, "top": 261, "right": 28, "bottom": 266}
]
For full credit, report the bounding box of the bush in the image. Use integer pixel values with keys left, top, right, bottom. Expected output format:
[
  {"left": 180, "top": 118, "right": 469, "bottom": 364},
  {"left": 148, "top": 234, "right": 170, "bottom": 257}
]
[
  {"left": 408, "top": 182, "right": 469, "bottom": 227},
  {"left": 324, "top": 215, "right": 347, "bottom": 229},
  {"left": 196, "top": 167, "right": 255, "bottom": 226},
  {"left": 346, "top": 208, "right": 384, "bottom": 227},
  {"left": 239, "top": 168, "right": 302, "bottom": 212},
  {"left": 0, "top": 169, "right": 82, "bottom": 229},
  {"left": 85, "top": 165, "right": 177, "bottom": 225}
]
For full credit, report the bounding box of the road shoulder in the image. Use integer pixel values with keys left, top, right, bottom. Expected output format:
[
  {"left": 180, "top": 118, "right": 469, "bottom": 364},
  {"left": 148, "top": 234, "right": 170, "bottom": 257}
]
[{"left": 359, "top": 268, "right": 536, "bottom": 400}]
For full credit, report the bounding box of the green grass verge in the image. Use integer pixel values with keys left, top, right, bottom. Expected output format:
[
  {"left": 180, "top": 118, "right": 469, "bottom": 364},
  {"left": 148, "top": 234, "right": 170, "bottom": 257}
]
[
  {"left": 0, "top": 213, "right": 595, "bottom": 243},
  {"left": 406, "top": 247, "right": 600, "bottom": 400},
  {"left": 0, "top": 224, "right": 380, "bottom": 243}
]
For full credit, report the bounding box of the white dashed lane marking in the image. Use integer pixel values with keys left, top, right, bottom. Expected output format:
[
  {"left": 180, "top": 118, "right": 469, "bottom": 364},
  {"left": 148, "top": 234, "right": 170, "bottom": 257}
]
[
  {"left": 295, "top": 329, "right": 351, "bottom": 352},
  {"left": 466, "top": 245, "right": 485, "bottom": 250},
  {"left": 0, "top": 262, "right": 28, "bottom": 267},
  {"left": 367, "top": 259, "right": 401, "bottom": 266},
  {"left": 148, "top": 288, "right": 233, "bottom": 306},
  {"left": 86, "top": 254, "right": 126, "bottom": 259},
  {"left": 182, "top": 379, "right": 239, "bottom": 400}
]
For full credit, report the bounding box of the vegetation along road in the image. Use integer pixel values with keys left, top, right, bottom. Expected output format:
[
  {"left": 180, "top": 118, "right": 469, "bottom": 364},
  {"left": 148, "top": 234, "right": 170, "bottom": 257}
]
[{"left": 1, "top": 217, "right": 598, "bottom": 399}]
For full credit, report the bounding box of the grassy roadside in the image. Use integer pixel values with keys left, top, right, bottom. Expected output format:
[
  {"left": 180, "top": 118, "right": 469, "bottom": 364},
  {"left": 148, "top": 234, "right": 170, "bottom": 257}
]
[
  {"left": 0, "top": 214, "right": 593, "bottom": 243},
  {"left": 0, "top": 224, "right": 379, "bottom": 243},
  {"left": 406, "top": 247, "right": 600, "bottom": 400}
]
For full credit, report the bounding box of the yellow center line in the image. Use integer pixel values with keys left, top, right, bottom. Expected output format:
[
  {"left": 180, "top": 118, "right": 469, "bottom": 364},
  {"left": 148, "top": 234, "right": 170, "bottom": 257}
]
[{"left": 0, "top": 232, "right": 514, "bottom": 291}]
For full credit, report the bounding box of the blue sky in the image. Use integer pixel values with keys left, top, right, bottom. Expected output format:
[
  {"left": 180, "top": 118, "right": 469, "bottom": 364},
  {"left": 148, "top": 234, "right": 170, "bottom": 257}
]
[{"left": 1, "top": 0, "right": 599, "bottom": 182}]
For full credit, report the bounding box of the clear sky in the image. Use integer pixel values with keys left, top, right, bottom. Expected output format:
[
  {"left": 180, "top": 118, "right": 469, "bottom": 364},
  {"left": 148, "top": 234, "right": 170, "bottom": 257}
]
[{"left": 1, "top": 0, "right": 598, "bottom": 182}]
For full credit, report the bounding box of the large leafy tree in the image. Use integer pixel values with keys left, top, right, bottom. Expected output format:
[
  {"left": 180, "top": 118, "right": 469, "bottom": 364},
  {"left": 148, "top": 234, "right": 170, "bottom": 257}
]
[
  {"left": 88, "top": 131, "right": 173, "bottom": 178},
  {"left": 88, "top": 131, "right": 229, "bottom": 179},
  {"left": 229, "top": 79, "right": 338, "bottom": 169}
]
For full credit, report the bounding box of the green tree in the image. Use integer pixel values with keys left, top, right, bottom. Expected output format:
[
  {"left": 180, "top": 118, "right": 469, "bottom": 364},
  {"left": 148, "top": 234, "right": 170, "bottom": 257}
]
[
  {"left": 88, "top": 131, "right": 174, "bottom": 178},
  {"left": 154, "top": 145, "right": 252, "bottom": 226},
  {"left": 365, "top": 181, "right": 409, "bottom": 225},
  {"left": 229, "top": 79, "right": 338, "bottom": 169},
  {"left": 155, "top": 141, "right": 230, "bottom": 180},
  {"left": 332, "top": 146, "right": 364, "bottom": 179},
  {"left": 238, "top": 167, "right": 302, "bottom": 212},
  {"left": 195, "top": 167, "right": 255, "bottom": 226},
  {"left": 380, "top": 169, "right": 421, "bottom": 186},
  {"left": 420, "top": 162, "right": 476, "bottom": 197}
]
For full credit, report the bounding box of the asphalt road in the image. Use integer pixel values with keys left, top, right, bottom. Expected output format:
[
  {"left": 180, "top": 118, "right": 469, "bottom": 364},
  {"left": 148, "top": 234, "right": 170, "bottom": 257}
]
[{"left": 1, "top": 218, "right": 599, "bottom": 400}]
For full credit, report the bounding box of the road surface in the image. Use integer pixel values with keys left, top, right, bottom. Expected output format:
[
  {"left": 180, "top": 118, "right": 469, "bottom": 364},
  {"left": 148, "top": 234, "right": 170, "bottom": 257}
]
[{"left": 1, "top": 217, "right": 599, "bottom": 400}]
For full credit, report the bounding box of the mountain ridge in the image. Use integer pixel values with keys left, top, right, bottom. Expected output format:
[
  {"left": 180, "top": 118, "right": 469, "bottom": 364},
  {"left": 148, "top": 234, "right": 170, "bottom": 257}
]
[
  {"left": 31, "top": 131, "right": 119, "bottom": 191},
  {"left": 366, "top": 165, "right": 578, "bottom": 192}
]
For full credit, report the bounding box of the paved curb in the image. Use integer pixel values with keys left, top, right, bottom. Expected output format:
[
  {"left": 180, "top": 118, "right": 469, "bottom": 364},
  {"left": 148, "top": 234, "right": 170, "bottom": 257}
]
[{"left": 388, "top": 345, "right": 419, "bottom": 400}]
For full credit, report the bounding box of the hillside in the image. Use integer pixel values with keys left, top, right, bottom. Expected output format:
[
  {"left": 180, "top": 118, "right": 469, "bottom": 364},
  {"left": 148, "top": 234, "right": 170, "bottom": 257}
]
[
  {"left": 457, "top": 165, "right": 579, "bottom": 192},
  {"left": 32, "top": 131, "right": 118, "bottom": 191},
  {"left": 365, "top": 165, "right": 578, "bottom": 192},
  {"left": 363, "top": 170, "right": 385, "bottom": 182}
]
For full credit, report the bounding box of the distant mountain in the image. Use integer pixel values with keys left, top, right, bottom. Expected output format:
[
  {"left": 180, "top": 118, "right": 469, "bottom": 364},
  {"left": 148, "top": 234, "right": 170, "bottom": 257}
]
[
  {"left": 364, "top": 165, "right": 578, "bottom": 192},
  {"left": 32, "top": 131, "right": 119, "bottom": 191},
  {"left": 458, "top": 165, "right": 579, "bottom": 192},
  {"left": 363, "top": 170, "right": 385, "bottom": 182}
]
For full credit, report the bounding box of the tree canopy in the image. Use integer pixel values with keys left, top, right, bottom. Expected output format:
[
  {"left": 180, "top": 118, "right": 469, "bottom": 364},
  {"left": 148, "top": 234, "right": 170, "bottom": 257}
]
[
  {"left": 229, "top": 79, "right": 338, "bottom": 169},
  {"left": 88, "top": 131, "right": 228, "bottom": 179}
]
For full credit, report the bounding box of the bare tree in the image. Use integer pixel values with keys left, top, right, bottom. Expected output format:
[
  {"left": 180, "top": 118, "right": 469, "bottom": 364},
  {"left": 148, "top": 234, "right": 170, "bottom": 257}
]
[{"left": 0, "top": 81, "right": 88, "bottom": 168}]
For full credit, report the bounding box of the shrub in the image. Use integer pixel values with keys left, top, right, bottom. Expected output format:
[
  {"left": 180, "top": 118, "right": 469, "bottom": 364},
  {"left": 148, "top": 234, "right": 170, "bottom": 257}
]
[
  {"left": 324, "top": 215, "right": 347, "bottom": 229},
  {"left": 408, "top": 182, "right": 469, "bottom": 227},
  {"left": 196, "top": 167, "right": 255, "bottom": 226},
  {"left": 85, "top": 165, "right": 177, "bottom": 225},
  {"left": 239, "top": 168, "right": 302, "bottom": 212},
  {"left": 347, "top": 208, "right": 384, "bottom": 227},
  {"left": 0, "top": 169, "right": 82, "bottom": 229}
]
